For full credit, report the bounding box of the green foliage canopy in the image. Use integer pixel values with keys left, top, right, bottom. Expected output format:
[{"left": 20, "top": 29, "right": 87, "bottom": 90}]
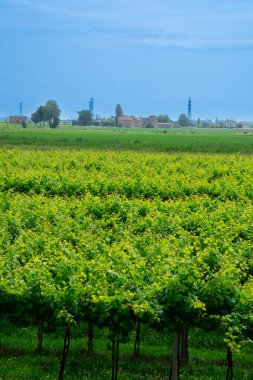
[
  {"left": 77, "top": 110, "right": 92, "bottom": 126},
  {"left": 31, "top": 100, "right": 61, "bottom": 128},
  {"left": 178, "top": 114, "right": 191, "bottom": 127},
  {"left": 0, "top": 149, "right": 253, "bottom": 378},
  {"left": 157, "top": 115, "right": 172, "bottom": 123},
  {"left": 115, "top": 104, "right": 123, "bottom": 126}
]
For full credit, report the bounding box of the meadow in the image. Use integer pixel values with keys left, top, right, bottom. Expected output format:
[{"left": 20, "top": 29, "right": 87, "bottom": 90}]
[
  {"left": 0, "top": 122, "right": 253, "bottom": 153},
  {"left": 0, "top": 125, "right": 253, "bottom": 379}
]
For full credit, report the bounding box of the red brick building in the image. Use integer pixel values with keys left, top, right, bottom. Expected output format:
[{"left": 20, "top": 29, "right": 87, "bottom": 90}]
[
  {"left": 118, "top": 116, "right": 143, "bottom": 127},
  {"left": 118, "top": 115, "right": 158, "bottom": 128},
  {"left": 8, "top": 115, "right": 28, "bottom": 124}
]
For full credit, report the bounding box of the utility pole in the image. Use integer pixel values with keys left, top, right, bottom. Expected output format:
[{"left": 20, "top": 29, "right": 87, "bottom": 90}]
[
  {"left": 89, "top": 97, "right": 94, "bottom": 117},
  {"left": 187, "top": 97, "right": 192, "bottom": 119},
  {"left": 20, "top": 102, "right": 23, "bottom": 116}
]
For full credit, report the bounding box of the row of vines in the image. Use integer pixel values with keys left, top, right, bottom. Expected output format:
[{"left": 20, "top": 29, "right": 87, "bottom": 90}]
[{"left": 0, "top": 149, "right": 253, "bottom": 379}]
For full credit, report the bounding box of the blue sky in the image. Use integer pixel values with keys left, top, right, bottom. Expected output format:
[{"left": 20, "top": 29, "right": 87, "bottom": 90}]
[{"left": 1, "top": 0, "right": 253, "bottom": 120}]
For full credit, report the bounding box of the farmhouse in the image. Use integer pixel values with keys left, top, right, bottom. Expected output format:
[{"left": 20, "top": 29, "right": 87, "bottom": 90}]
[
  {"left": 118, "top": 115, "right": 158, "bottom": 128},
  {"left": 143, "top": 115, "right": 158, "bottom": 128},
  {"left": 8, "top": 115, "right": 28, "bottom": 124},
  {"left": 118, "top": 116, "right": 143, "bottom": 127}
]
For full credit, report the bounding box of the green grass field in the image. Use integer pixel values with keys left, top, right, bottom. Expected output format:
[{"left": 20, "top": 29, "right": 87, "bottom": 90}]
[
  {"left": 0, "top": 320, "right": 253, "bottom": 380},
  {"left": 1, "top": 123, "right": 253, "bottom": 153}
]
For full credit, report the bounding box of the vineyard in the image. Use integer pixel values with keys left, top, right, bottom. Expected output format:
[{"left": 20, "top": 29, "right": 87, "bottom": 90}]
[{"left": 0, "top": 148, "right": 253, "bottom": 379}]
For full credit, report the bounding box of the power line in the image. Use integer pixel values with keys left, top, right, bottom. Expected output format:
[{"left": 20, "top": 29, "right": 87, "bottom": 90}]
[
  {"left": 125, "top": 103, "right": 186, "bottom": 115},
  {"left": 126, "top": 102, "right": 185, "bottom": 113},
  {"left": 115, "top": 99, "right": 195, "bottom": 119}
]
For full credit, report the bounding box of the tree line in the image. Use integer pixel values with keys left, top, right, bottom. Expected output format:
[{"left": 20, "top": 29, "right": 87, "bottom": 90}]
[{"left": 31, "top": 101, "right": 192, "bottom": 128}]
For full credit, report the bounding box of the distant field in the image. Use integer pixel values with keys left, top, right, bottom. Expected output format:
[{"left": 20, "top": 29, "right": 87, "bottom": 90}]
[{"left": 0, "top": 123, "right": 253, "bottom": 153}]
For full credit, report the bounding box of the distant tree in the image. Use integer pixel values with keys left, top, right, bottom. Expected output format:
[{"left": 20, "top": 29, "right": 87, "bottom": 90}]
[
  {"left": 91, "top": 120, "right": 101, "bottom": 126},
  {"left": 44, "top": 100, "right": 61, "bottom": 128},
  {"left": 78, "top": 110, "right": 92, "bottom": 126},
  {"left": 31, "top": 106, "right": 46, "bottom": 125},
  {"left": 31, "top": 101, "right": 61, "bottom": 128},
  {"left": 201, "top": 121, "right": 210, "bottom": 128},
  {"left": 115, "top": 104, "right": 123, "bottom": 126},
  {"left": 101, "top": 117, "right": 115, "bottom": 126},
  {"left": 178, "top": 114, "right": 190, "bottom": 127},
  {"left": 157, "top": 115, "right": 172, "bottom": 123}
]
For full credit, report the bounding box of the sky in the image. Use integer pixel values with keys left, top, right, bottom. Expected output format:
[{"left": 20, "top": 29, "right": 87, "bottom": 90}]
[{"left": 1, "top": 0, "right": 253, "bottom": 120}]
